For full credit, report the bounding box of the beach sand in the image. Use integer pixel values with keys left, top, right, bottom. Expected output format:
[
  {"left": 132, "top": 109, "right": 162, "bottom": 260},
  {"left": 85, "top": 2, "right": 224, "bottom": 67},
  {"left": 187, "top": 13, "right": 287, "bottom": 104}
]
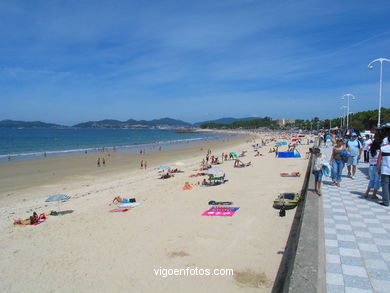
[{"left": 0, "top": 133, "right": 313, "bottom": 293}]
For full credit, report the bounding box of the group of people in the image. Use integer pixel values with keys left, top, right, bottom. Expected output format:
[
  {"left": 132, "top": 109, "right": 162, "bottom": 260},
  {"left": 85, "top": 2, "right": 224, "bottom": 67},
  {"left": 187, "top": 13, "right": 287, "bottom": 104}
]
[
  {"left": 140, "top": 160, "right": 148, "bottom": 169},
  {"left": 312, "top": 130, "right": 389, "bottom": 206},
  {"left": 97, "top": 157, "right": 106, "bottom": 167}
]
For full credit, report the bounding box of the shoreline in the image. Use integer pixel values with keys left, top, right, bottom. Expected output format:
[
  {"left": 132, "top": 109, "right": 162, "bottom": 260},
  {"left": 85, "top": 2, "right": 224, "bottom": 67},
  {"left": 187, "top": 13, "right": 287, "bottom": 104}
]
[
  {"left": 0, "top": 133, "right": 250, "bottom": 206},
  {"left": 0, "top": 129, "right": 233, "bottom": 162}
]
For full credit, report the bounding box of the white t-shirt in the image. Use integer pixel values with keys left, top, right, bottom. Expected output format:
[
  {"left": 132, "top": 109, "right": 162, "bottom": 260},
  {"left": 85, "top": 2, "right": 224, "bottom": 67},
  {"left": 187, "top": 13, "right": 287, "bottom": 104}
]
[
  {"left": 369, "top": 151, "right": 379, "bottom": 165},
  {"left": 363, "top": 138, "right": 372, "bottom": 151},
  {"left": 313, "top": 154, "right": 326, "bottom": 171},
  {"left": 380, "top": 144, "right": 390, "bottom": 175}
]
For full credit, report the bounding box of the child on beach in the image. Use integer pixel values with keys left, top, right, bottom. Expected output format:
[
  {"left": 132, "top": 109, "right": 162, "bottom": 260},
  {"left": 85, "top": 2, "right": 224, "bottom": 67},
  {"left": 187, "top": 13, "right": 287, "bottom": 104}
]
[{"left": 313, "top": 150, "right": 326, "bottom": 195}]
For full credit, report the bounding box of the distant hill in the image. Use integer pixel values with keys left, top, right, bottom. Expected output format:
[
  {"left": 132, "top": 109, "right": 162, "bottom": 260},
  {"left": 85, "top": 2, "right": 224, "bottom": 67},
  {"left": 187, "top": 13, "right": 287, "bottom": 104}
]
[
  {"left": 194, "top": 117, "right": 257, "bottom": 127},
  {"left": 199, "top": 117, "right": 277, "bottom": 129},
  {"left": 72, "top": 117, "right": 192, "bottom": 128},
  {"left": 0, "top": 120, "right": 65, "bottom": 128}
]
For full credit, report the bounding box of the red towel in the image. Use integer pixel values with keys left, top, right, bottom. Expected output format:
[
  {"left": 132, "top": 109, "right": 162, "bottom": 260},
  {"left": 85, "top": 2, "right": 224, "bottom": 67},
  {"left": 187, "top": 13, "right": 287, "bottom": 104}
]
[{"left": 109, "top": 208, "right": 129, "bottom": 213}]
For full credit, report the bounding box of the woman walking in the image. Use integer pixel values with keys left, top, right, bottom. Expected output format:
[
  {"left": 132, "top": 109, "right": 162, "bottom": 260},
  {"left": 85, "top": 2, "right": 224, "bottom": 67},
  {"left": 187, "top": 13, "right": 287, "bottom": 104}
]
[
  {"left": 377, "top": 136, "right": 390, "bottom": 206},
  {"left": 329, "top": 139, "right": 347, "bottom": 187},
  {"left": 364, "top": 139, "right": 381, "bottom": 200}
]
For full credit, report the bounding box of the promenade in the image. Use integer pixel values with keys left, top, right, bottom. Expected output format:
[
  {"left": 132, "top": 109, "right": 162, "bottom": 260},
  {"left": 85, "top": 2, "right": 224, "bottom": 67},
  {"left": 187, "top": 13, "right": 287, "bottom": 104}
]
[{"left": 322, "top": 147, "right": 390, "bottom": 293}]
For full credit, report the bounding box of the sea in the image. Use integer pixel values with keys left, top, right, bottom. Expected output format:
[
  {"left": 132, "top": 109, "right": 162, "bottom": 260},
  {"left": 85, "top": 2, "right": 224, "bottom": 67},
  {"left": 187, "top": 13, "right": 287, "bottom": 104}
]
[{"left": 0, "top": 128, "right": 229, "bottom": 162}]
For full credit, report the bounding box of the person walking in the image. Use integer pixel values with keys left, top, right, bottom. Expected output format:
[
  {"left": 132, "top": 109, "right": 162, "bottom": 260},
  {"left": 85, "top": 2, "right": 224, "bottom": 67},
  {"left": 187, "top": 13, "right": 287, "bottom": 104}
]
[
  {"left": 363, "top": 134, "right": 372, "bottom": 163},
  {"left": 312, "top": 150, "right": 326, "bottom": 195},
  {"left": 346, "top": 133, "right": 362, "bottom": 179},
  {"left": 364, "top": 139, "right": 381, "bottom": 200},
  {"left": 329, "top": 139, "right": 347, "bottom": 187},
  {"left": 325, "top": 132, "right": 332, "bottom": 148},
  {"left": 377, "top": 136, "right": 390, "bottom": 207}
]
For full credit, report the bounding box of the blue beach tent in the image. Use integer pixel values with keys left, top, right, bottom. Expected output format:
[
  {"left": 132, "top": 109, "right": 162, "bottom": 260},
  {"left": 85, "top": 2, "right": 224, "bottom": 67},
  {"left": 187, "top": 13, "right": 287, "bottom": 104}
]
[{"left": 277, "top": 150, "right": 301, "bottom": 158}]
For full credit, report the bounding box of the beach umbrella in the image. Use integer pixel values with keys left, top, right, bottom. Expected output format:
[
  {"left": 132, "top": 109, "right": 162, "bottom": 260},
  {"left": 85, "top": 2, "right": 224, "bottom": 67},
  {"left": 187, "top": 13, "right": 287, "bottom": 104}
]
[
  {"left": 45, "top": 194, "right": 71, "bottom": 202},
  {"left": 45, "top": 194, "right": 71, "bottom": 212},
  {"left": 158, "top": 165, "right": 171, "bottom": 172},
  {"left": 205, "top": 168, "right": 224, "bottom": 176},
  {"left": 229, "top": 152, "right": 237, "bottom": 158}
]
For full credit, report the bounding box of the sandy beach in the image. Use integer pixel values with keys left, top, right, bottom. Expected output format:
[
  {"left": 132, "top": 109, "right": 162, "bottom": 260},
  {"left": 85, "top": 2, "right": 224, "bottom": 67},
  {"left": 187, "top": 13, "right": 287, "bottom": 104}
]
[{"left": 0, "top": 132, "right": 313, "bottom": 293}]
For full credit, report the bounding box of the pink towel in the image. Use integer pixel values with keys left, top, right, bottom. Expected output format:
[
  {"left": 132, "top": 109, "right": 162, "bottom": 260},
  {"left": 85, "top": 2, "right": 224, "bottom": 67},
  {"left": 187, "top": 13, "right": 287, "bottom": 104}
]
[
  {"left": 109, "top": 208, "right": 129, "bottom": 213},
  {"left": 201, "top": 210, "right": 237, "bottom": 217}
]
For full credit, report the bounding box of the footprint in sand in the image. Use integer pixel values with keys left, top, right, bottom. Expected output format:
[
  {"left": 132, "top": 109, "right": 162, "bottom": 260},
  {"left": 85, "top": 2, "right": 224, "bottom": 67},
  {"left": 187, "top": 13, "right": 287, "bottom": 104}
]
[
  {"left": 234, "top": 269, "right": 272, "bottom": 288},
  {"left": 168, "top": 250, "right": 190, "bottom": 258}
]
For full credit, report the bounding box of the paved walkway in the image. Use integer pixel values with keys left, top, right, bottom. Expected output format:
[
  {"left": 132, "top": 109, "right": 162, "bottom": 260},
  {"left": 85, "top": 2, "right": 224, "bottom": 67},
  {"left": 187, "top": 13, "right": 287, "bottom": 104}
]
[{"left": 322, "top": 147, "right": 390, "bottom": 293}]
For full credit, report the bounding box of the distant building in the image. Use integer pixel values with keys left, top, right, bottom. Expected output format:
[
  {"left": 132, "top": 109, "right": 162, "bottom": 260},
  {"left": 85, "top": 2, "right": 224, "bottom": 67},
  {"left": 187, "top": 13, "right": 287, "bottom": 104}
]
[{"left": 277, "top": 118, "right": 295, "bottom": 127}]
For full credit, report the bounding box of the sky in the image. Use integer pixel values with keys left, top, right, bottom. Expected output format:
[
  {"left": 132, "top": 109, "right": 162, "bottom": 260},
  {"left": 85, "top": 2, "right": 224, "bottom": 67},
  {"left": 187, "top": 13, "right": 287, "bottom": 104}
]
[{"left": 1, "top": 0, "right": 390, "bottom": 125}]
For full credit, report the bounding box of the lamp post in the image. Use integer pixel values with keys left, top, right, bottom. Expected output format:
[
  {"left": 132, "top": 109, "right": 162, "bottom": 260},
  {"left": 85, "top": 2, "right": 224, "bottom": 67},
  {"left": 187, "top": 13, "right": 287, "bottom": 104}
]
[
  {"left": 368, "top": 58, "right": 390, "bottom": 128},
  {"left": 340, "top": 105, "right": 347, "bottom": 129},
  {"left": 341, "top": 94, "right": 355, "bottom": 129}
]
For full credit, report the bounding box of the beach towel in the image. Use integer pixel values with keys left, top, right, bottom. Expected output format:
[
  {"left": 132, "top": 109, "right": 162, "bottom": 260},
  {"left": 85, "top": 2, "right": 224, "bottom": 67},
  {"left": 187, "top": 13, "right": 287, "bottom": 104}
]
[
  {"left": 118, "top": 202, "right": 142, "bottom": 209},
  {"left": 277, "top": 150, "right": 301, "bottom": 158},
  {"left": 109, "top": 208, "right": 129, "bottom": 213},
  {"left": 208, "top": 201, "right": 233, "bottom": 205},
  {"left": 202, "top": 207, "right": 240, "bottom": 216},
  {"left": 209, "top": 207, "right": 239, "bottom": 212}
]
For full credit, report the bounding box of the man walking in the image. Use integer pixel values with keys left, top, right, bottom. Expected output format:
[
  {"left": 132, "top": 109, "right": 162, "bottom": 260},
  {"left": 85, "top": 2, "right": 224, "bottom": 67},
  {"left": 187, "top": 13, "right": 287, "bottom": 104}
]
[
  {"left": 346, "top": 132, "right": 362, "bottom": 179},
  {"left": 363, "top": 134, "right": 372, "bottom": 163}
]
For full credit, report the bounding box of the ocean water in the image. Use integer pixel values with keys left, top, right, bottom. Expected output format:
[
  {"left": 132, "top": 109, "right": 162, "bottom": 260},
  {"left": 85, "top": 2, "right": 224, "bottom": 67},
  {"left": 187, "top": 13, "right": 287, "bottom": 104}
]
[{"left": 0, "top": 128, "right": 227, "bottom": 161}]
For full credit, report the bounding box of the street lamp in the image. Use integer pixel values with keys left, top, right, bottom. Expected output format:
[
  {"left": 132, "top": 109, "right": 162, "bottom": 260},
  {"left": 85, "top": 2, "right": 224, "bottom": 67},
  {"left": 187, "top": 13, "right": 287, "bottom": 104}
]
[
  {"left": 340, "top": 105, "right": 347, "bottom": 129},
  {"left": 341, "top": 94, "right": 356, "bottom": 130},
  {"left": 368, "top": 58, "right": 390, "bottom": 128}
]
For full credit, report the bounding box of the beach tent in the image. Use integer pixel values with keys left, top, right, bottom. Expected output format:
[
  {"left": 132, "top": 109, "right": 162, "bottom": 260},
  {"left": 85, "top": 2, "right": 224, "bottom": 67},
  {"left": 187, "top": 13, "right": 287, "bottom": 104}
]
[
  {"left": 277, "top": 150, "right": 301, "bottom": 158},
  {"left": 229, "top": 152, "right": 238, "bottom": 158},
  {"left": 205, "top": 168, "right": 224, "bottom": 176}
]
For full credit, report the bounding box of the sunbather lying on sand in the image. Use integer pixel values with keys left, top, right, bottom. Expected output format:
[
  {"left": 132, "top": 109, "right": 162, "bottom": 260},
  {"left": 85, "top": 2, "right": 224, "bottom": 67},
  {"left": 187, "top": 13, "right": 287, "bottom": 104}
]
[
  {"left": 280, "top": 172, "right": 301, "bottom": 177},
  {"left": 199, "top": 164, "right": 212, "bottom": 171},
  {"left": 14, "top": 212, "right": 46, "bottom": 225},
  {"left": 234, "top": 159, "right": 252, "bottom": 167},
  {"left": 169, "top": 168, "right": 183, "bottom": 173},
  {"left": 189, "top": 173, "right": 206, "bottom": 177},
  {"left": 113, "top": 196, "right": 135, "bottom": 203},
  {"left": 160, "top": 173, "right": 174, "bottom": 179}
]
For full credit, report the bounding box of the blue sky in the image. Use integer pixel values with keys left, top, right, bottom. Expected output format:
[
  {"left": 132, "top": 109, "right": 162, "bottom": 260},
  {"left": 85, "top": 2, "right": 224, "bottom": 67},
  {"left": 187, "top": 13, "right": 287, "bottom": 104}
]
[{"left": 1, "top": 0, "right": 390, "bottom": 125}]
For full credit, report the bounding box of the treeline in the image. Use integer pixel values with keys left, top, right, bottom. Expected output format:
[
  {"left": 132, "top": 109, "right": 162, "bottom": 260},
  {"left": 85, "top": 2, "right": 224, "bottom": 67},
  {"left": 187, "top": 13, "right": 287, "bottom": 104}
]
[
  {"left": 200, "top": 117, "right": 277, "bottom": 129},
  {"left": 200, "top": 108, "right": 390, "bottom": 131},
  {"left": 284, "top": 108, "right": 390, "bottom": 131},
  {"left": 324, "top": 108, "right": 390, "bottom": 130}
]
